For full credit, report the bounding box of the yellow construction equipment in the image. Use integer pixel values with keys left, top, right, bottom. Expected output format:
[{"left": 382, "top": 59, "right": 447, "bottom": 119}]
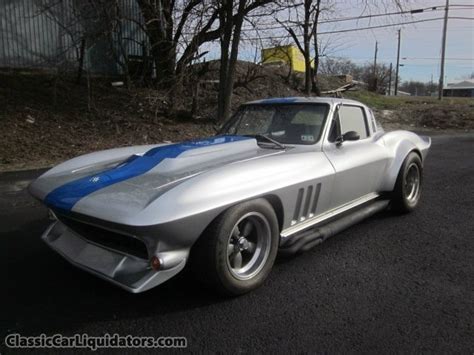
[{"left": 261, "top": 45, "right": 311, "bottom": 73}]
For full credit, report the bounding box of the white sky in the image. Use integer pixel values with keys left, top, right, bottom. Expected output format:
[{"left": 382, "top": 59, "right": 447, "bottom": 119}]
[
  {"left": 321, "top": 0, "right": 474, "bottom": 83},
  {"left": 202, "top": 0, "right": 474, "bottom": 84}
]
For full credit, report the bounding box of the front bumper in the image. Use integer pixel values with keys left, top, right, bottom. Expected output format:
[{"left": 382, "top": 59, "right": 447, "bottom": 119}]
[{"left": 42, "top": 221, "right": 188, "bottom": 293}]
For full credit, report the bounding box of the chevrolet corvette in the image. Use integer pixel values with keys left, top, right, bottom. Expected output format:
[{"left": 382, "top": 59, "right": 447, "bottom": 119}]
[{"left": 29, "top": 97, "right": 431, "bottom": 295}]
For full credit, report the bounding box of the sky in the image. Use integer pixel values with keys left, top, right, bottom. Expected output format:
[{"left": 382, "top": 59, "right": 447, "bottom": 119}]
[
  {"left": 203, "top": 0, "right": 474, "bottom": 84},
  {"left": 317, "top": 0, "right": 474, "bottom": 83}
]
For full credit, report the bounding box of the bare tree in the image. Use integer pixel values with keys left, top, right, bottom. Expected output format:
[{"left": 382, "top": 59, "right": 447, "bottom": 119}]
[
  {"left": 37, "top": 0, "right": 135, "bottom": 86},
  {"left": 136, "top": 0, "right": 224, "bottom": 88},
  {"left": 320, "top": 57, "right": 396, "bottom": 94},
  {"left": 216, "top": 0, "right": 277, "bottom": 122},
  {"left": 277, "top": 0, "right": 326, "bottom": 95},
  {"left": 102, "top": 1, "right": 134, "bottom": 87},
  {"left": 277, "top": 0, "right": 408, "bottom": 95},
  {"left": 34, "top": 0, "right": 84, "bottom": 76},
  {"left": 135, "top": 0, "right": 176, "bottom": 88},
  {"left": 310, "top": 0, "right": 322, "bottom": 94}
]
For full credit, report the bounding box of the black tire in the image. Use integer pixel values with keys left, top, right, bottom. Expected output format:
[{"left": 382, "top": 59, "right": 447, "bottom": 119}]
[
  {"left": 191, "top": 198, "right": 279, "bottom": 296},
  {"left": 391, "top": 151, "right": 423, "bottom": 213}
]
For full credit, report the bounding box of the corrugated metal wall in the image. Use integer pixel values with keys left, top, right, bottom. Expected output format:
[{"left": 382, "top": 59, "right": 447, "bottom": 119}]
[{"left": 0, "top": 0, "right": 147, "bottom": 74}]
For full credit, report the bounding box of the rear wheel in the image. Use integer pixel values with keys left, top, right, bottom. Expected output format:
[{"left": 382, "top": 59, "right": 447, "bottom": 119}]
[
  {"left": 191, "top": 199, "right": 279, "bottom": 296},
  {"left": 391, "top": 152, "right": 423, "bottom": 213}
]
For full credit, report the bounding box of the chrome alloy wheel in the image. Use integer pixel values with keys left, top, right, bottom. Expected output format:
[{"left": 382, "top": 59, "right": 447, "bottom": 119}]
[
  {"left": 226, "top": 212, "right": 272, "bottom": 280},
  {"left": 405, "top": 162, "right": 421, "bottom": 203}
]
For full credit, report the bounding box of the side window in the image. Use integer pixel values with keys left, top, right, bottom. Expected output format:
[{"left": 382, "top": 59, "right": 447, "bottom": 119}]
[{"left": 338, "top": 106, "right": 369, "bottom": 139}]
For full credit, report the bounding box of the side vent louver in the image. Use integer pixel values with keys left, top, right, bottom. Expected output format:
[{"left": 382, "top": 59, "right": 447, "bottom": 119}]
[
  {"left": 291, "top": 183, "right": 322, "bottom": 225},
  {"left": 302, "top": 185, "right": 313, "bottom": 218},
  {"left": 311, "top": 183, "right": 322, "bottom": 216},
  {"left": 292, "top": 188, "right": 304, "bottom": 223}
]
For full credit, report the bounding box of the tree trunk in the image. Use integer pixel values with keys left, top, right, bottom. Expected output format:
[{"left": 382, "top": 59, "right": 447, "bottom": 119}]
[
  {"left": 137, "top": 0, "right": 176, "bottom": 89},
  {"left": 147, "top": 26, "right": 176, "bottom": 88},
  {"left": 217, "top": 0, "right": 233, "bottom": 122},
  {"left": 216, "top": 0, "right": 272, "bottom": 122},
  {"left": 221, "top": 1, "right": 246, "bottom": 122},
  {"left": 303, "top": 0, "right": 311, "bottom": 95},
  {"left": 311, "top": 0, "right": 321, "bottom": 95},
  {"left": 76, "top": 37, "right": 86, "bottom": 84}
]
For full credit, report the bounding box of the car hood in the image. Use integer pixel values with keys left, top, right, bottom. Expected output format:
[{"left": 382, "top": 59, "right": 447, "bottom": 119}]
[{"left": 29, "top": 136, "right": 284, "bottom": 220}]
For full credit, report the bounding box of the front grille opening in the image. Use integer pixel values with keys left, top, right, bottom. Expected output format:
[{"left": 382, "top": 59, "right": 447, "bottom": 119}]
[{"left": 58, "top": 216, "right": 149, "bottom": 260}]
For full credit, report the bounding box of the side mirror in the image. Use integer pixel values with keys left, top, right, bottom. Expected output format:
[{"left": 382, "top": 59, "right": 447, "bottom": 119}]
[
  {"left": 343, "top": 131, "right": 360, "bottom": 141},
  {"left": 335, "top": 131, "right": 360, "bottom": 146}
]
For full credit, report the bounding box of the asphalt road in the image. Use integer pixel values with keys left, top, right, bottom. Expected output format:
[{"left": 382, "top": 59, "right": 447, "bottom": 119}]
[{"left": 1, "top": 134, "right": 473, "bottom": 353}]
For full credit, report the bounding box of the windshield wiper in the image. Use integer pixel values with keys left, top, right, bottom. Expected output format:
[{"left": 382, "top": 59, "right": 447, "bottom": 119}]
[{"left": 247, "top": 134, "right": 286, "bottom": 149}]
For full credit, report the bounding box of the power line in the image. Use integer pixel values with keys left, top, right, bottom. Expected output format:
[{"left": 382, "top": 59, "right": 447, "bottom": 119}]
[
  {"left": 403, "top": 57, "right": 474, "bottom": 61},
  {"left": 241, "top": 5, "right": 474, "bottom": 32},
  {"left": 241, "top": 17, "right": 473, "bottom": 41},
  {"left": 325, "top": 55, "right": 474, "bottom": 61},
  {"left": 319, "top": 5, "right": 444, "bottom": 24}
]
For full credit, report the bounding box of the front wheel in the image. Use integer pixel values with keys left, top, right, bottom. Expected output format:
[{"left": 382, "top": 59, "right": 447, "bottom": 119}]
[
  {"left": 391, "top": 152, "right": 423, "bottom": 213},
  {"left": 191, "top": 198, "right": 279, "bottom": 296}
]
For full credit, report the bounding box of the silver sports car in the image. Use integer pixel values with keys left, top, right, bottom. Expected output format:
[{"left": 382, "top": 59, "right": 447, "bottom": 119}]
[{"left": 29, "top": 97, "right": 431, "bottom": 295}]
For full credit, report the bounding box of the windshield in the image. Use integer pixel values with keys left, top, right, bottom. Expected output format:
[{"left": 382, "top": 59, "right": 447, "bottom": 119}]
[{"left": 220, "top": 103, "right": 330, "bottom": 145}]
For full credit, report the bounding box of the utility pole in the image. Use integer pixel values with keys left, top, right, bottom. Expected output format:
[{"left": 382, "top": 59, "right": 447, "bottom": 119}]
[
  {"left": 438, "top": 0, "right": 449, "bottom": 100},
  {"left": 430, "top": 73, "right": 434, "bottom": 96},
  {"left": 388, "top": 62, "right": 393, "bottom": 95},
  {"left": 394, "top": 29, "right": 401, "bottom": 96},
  {"left": 372, "top": 41, "right": 378, "bottom": 92}
]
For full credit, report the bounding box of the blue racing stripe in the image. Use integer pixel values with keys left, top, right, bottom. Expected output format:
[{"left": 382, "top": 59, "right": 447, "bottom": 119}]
[{"left": 44, "top": 135, "right": 250, "bottom": 211}]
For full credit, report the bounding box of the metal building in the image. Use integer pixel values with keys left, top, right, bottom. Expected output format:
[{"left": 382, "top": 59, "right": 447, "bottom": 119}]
[
  {"left": 0, "top": 0, "right": 146, "bottom": 74},
  {"left": 443, "top": 80, "right": 474, "bottom": 98}
]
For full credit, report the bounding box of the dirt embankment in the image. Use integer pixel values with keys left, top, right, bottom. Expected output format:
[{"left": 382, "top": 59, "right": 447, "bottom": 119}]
[
  {"left": 0, "top": 64, "right": 305, "bottom": 171},
  {"left": 0, "top": 72, "right": 214, "bottom": 171},
  {"left": 1, "top": 66, "right": 472, "bottom": 171},
  {"left": 346, "top": 91, "right": 474, "bottom": 132}
]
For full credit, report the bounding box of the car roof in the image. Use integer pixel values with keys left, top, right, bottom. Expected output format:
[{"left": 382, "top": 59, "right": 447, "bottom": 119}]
[{"left": 244, "top": 96, "right": 363, "bottom": 106}]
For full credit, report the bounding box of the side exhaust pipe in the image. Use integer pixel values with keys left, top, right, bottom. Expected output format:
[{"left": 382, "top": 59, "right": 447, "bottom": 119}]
[{"left": 279, "top": 200, "right": 390, "bottom": 256}]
